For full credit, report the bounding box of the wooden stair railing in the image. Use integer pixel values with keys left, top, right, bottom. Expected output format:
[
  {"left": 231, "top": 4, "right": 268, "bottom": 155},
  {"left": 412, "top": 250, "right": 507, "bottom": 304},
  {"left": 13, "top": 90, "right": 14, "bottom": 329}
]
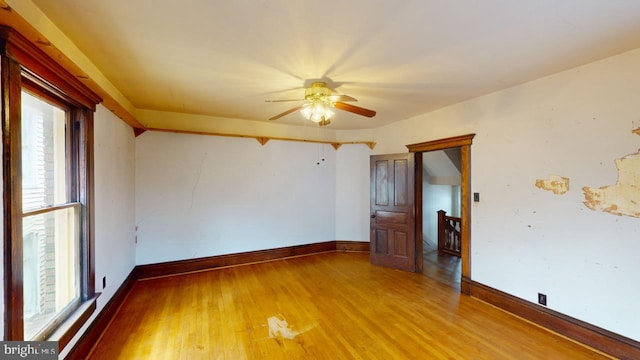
[{"left": 437, "top": 210, "right": 461, "bottom": 257}]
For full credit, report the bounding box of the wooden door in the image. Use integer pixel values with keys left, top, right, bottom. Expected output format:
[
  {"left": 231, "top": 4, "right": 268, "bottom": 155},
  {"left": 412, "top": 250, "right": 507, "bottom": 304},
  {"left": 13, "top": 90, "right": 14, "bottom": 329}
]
[{"left": 370, "top": 153, "right": 417, "bottom": 272}]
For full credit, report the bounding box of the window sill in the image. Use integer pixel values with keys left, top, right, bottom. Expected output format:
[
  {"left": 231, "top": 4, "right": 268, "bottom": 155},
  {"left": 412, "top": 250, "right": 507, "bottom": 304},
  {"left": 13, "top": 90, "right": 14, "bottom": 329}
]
[{"left": 47, "top": 293, "right": 101, "bottom": 351}]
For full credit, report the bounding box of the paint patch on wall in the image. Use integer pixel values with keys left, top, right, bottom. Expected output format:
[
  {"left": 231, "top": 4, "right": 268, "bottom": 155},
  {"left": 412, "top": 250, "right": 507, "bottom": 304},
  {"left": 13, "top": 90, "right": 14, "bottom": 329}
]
[
  {"left": 583, "top": 150, "right": 640, "bottom": 218},
  {"left": 535, "top": 175, "right": 570, "bottom": 195}
]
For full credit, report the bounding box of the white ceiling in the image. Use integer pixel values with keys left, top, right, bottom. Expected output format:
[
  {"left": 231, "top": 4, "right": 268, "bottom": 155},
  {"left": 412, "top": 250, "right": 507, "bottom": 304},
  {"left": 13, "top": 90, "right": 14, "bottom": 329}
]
[
  {"left": 29, "top": 0, "right": 640, "bottom": 130},
  {"left": 423, "top": 149, "right": 461, "bottom": 179}
]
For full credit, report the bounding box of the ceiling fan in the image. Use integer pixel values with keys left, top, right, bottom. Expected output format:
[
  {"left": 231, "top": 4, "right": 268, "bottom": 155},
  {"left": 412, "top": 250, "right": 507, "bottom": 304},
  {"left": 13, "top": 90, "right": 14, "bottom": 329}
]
[{"left": 266, "top": 81, "right": 376, "bottom": 126}]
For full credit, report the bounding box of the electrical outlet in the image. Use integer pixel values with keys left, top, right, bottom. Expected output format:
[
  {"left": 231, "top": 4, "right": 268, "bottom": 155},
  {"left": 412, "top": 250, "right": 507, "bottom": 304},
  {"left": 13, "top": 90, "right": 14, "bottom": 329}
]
[
  {"left": 538, "top": 293, "right": 547, "bottom": 306},
  {"left": 473, "top": 192, "right": 480, "bottom": 202},
  {"left": 102, "top": 276, "right": 106, "bottom": 289}
]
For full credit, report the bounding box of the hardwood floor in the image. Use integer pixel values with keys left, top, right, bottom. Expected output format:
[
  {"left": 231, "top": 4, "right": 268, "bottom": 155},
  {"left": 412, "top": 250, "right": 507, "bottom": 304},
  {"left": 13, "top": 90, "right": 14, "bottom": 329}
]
[
  {"left": 88, "top": 252, "right": 609, "bottom": 359},
  {"left": 422, "top": 248, "right": 461, "bottom": 289}
]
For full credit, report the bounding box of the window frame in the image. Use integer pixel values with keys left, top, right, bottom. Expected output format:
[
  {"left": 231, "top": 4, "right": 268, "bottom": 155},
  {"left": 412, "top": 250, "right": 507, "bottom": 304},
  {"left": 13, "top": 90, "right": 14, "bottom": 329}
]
[
  {"left": 21, "top": 88, "right": 81, "bottom": 341},
  {"left": 1, "top": 26, "right": 102, "bottom": 350}
]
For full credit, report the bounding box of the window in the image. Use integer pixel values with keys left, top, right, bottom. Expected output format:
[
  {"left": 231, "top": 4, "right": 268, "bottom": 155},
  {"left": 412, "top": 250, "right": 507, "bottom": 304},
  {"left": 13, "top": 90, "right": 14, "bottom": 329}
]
[
  {"left": 2, "top": 27, "right": 101, "bottom": 349},
  {"left": 21, "top": 91, "right": 81, "bottom": 340}
]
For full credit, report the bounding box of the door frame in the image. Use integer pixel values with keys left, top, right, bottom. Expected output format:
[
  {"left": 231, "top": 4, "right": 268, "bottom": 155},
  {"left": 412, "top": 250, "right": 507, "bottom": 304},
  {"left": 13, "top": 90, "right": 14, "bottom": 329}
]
[{"left": 407, "top": 134, "right": 475, "bottom": 294}]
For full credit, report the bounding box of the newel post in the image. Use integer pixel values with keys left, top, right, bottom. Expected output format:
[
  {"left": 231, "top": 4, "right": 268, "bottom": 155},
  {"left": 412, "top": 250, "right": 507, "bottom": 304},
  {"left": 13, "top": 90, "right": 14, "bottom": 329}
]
[{"left": 437, "top": 210, "right": 446, "bottom": 252}]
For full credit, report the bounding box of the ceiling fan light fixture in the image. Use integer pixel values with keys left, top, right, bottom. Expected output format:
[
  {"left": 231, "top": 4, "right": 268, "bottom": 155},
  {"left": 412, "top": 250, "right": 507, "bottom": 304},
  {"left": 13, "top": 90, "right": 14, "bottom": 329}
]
[
  {"left": 267, "top": 80, "right": 375, "bottom": 124},
  {"left": 301, "top": 100, "right": 334, "bottom": 123}
]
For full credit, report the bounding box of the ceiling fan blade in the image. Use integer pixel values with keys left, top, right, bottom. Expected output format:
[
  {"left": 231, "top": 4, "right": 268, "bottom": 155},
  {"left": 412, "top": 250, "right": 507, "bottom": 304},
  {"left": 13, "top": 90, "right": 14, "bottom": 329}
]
[
  {"left": 265, "top": 99, "right": 305, "bottom": 102},
  {"left": 268, "top": 95, "right": 356, "bottom": 102},
  {"left": 328, "top": 94, "right": 358, "bottom": 102},
  {"left": 334, "top": 102, "right": 376, "bottom": 118},
  {"left": 269, "top": 105, "right": 303, "bottom": 120}
]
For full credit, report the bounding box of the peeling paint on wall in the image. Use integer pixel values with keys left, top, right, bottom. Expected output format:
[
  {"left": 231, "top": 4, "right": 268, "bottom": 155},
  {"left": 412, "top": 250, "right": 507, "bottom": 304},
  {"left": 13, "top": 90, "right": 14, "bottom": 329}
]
[
  {"left": 535, "top": 175, "right": 570, "bottom": 194},
  {"left": 583, "top": 150, "right": 640, "bottom": 218}
]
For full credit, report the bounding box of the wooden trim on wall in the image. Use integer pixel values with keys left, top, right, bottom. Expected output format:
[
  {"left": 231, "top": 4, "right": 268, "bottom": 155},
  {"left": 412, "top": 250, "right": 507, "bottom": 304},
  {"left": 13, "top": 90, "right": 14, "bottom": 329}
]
[
  {"left": 459, "top": 144, "right": 471, "bottom": 295},
  {"left": 469, "top": 281, "right": 640, "bottom": 360},
  {"left": 407, "top": 133, "right": 475, "bottom": 294},
  {"left": 2, "top": 54, "right": 23, "bottom": 340},
  {"left": 406, "top": 133, "right": 475, "bottom": 153},
  {"left": 460, "top": 276, "right": 472, "bottom": 295},
  {"left": 136, "top": 241, "right": 370, "bottom": 279},
  {"left": 335, "top": 240, "right": 370, "bottom": 252},
  {"left": 414, "top": 151, "right": 424, "bottom": 273},
  {"left": 146, "top": 127, "right": 376, "bottom": 150},
  {"left": 65, "top": 272, "right": 137, "bottom": 360}
]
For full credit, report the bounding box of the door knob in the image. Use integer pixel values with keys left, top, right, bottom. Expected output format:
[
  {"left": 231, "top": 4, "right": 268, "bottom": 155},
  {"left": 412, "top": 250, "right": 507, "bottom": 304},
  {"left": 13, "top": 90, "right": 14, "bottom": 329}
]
[{"left": 371, "top": 214, "right": 376, "bottom": 218}]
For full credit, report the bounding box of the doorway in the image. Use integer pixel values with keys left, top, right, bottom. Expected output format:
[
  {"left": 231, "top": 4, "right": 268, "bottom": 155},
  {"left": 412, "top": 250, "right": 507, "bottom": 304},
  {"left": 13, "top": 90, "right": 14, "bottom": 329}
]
[
  {"left": 420, "top": 148, "right": 462, "bottom": 289},
  {"left": 407, "top": 134, "right": 474, "bottom": 294}
]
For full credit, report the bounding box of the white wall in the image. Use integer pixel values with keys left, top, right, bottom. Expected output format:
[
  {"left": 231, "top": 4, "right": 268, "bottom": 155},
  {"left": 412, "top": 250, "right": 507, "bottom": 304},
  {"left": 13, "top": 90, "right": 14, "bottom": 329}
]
[
  {"left": 60, "top": 105, "right": 136, "bottom": 357},
  {"left": 369, "top": 48, "right": 640, "bottom": 341},
  {"left": 422, "top": 152, "right": 462, "bottom": 248},
  {"left": 423, "top": 182, "right": 457, "bottom": 249},
  {"left": 92, "top": 105, "right": 137, "bottom": 301},
  {"left": 135, "top": 132, "right": 337, "bottom": 264},
  {"left": 335, "top": 144, "right": 371, "bottom": 241}
]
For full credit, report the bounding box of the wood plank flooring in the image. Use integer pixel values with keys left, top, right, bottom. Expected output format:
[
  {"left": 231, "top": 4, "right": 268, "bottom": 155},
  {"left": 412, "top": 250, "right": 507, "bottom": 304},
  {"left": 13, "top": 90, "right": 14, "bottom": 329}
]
[
  {"left": 88, "top": 252, "right": 610, "bottom": 359},
  {"left": 422, "top": 248, "right": 461, "bottom": 289}
]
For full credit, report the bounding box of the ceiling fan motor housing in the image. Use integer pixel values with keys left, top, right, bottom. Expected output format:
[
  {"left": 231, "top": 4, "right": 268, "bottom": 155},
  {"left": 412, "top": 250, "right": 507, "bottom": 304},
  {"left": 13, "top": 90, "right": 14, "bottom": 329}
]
[{"left": 305, "top": 82, "right": 332, "bottom": 102}]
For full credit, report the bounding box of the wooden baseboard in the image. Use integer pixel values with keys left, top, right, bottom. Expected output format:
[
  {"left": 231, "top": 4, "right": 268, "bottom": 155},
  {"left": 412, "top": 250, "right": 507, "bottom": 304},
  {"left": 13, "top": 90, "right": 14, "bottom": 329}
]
[
  {"left": 136, "top": 241, "right": 356, "bottom": 279},
  {"left": 469, "top": 281, "right": 640, "bottom": 360},
  {"left": 65, "top": 270, "right": 138, "bottom": 360},
  {"left": 460, "top": 276, "right": 471, "bottom": 295},
  {"left": 335, "top": 240, "right": 370, "bottom": 252}
]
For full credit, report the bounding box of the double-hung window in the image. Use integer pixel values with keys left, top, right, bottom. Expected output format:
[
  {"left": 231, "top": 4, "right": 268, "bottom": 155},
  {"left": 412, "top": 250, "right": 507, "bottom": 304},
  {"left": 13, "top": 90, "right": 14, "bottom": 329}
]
[
  {"left": 21, "top": 90, "right": 81, "bottom": 341},
  {"left": 2, "top": 27, "right": 101, "bottom": 350}
]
